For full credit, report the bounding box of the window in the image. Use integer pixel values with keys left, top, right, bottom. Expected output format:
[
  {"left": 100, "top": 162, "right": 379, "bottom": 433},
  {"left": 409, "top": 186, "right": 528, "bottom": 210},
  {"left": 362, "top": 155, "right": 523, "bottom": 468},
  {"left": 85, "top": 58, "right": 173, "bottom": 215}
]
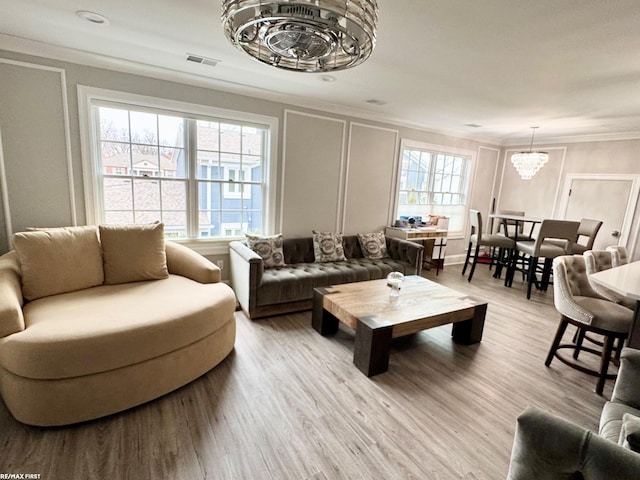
[
  {"left": 79, "top": 87, "right": 277, "bottom": 246},
  {"left": 396, "top": 141, "right": 473, "bottom": 234}
]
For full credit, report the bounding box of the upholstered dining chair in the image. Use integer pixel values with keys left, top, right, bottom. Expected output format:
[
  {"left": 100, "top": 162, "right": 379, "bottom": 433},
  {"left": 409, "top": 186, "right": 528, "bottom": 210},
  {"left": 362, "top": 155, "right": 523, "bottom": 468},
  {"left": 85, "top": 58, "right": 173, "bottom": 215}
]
[
  {"left": 494, "top": 209, "right": 535, "bottom": 241},
  {"left": 607, "top": 245, "right": 629, "bottom": 267},
  {"left": 512, "top": 219, "right": 580, "bottom": 299},
  {"left": 547, "top": 255, "right": 633, "bottom": 394},
  {"left": 462, "top": 209, "right": 515, "bottom": 282}
]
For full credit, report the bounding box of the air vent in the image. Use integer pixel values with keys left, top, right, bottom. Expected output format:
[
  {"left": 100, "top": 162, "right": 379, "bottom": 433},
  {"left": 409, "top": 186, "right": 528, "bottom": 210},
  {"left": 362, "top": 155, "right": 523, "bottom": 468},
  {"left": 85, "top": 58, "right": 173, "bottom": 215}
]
[
  {"left": 366, "top": 99, "right": 387, "bottom": 106},
  {"left": 186, "top": 54, "right": 220, "bottom": 67}
]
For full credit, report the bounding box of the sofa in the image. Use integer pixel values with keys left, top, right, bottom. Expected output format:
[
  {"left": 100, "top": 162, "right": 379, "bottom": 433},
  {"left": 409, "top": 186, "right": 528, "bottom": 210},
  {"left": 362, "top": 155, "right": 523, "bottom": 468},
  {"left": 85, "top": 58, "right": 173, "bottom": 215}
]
[
  {"left": 507, "top": 347, "right": 640, "bottom": 479},
  {"left": 0, "top": 224, "right": 236, "bottom": 426},
  {"left": 229, "top": 233, "right": 424, "bottom": 319}
]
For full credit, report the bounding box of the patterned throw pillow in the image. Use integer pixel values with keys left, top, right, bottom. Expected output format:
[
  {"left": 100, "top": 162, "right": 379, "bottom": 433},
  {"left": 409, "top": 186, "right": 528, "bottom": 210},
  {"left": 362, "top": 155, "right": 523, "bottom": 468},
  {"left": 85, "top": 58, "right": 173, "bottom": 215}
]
[
  {"left": 246, "top": 234, "right": 285, "bottom": 268},
  {"left": 357, "top": 231, "right": 388, "bottom": 259},
  {"left": 312, "top": 231, "right": 346, "bottom": 263}
]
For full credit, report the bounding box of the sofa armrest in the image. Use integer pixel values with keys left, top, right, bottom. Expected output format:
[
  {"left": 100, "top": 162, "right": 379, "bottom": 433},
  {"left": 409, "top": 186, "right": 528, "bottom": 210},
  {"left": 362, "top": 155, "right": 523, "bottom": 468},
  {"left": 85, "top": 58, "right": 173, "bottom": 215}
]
[
  {"left": 165, "top": 242, "right": 220, "bottom": 284},
  {"left": 612, "top": 347, "right": 640, "bottom": 410},
  {"left": 507, "top": 406, "right": 640, "bottom": 480},
  {"left": 229, "top": 241, "right": 263, "bottom": 318},
  {"left": 386, "top": 237, "right": 424, "bottom": 275},
  {"left": 0, "top": 252, "right": 25, "bottom": 338}
]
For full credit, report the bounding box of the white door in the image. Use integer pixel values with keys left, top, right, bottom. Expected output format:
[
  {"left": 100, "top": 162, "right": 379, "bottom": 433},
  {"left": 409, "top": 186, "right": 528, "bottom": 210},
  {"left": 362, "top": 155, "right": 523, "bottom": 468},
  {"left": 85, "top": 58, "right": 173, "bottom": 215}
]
[{"left": 558, "top": 175, "right": 640, "bottom": 252}]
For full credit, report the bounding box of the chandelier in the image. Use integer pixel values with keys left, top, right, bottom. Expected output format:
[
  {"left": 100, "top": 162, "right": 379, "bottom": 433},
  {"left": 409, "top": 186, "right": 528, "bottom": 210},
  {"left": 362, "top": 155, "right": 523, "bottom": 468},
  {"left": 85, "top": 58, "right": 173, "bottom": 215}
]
[
  {"left": 221, "top": 1, "right": 379, "bottom": 73},
  {"left": 511, "top": 127, "right": 549, "bottom": 180}
]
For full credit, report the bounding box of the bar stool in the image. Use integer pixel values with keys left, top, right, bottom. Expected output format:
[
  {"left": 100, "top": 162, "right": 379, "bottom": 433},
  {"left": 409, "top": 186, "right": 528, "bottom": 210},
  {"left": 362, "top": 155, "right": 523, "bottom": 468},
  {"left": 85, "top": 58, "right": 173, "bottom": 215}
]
[
  {"left": 546, "top": 255, "right": 633, "bottom": 394},
  {"left": 462, "top": 209, "right": 515, "bottom": 282}
]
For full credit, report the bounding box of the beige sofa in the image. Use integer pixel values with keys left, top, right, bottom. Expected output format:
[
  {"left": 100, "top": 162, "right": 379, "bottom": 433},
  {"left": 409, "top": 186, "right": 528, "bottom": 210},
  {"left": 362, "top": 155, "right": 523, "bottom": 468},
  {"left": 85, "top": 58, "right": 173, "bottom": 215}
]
[{"left": 0, "top": 224, "right": 236, "bottom": 426}]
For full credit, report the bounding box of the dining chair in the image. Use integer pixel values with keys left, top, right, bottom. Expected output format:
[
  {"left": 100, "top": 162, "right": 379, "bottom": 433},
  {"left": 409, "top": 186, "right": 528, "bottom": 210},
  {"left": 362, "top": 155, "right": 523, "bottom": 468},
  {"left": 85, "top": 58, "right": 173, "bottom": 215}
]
[
  {"left": 462, "top": 209, "right": 515, "bottom": 282},
  {"left": 545, "top": 218, "right": 602, "bottom": 254},
  {"left": 512, "top": 219, "right": 580, "bottom": 299},
  {"left": 494, "top": 210, "right": 535, "bottom": 241},
  {"left": 607, "top": 245, "right": 629, "bottom": 267},
  {"left": 546, "top": 255, "right": 633, "bottom": 394}
]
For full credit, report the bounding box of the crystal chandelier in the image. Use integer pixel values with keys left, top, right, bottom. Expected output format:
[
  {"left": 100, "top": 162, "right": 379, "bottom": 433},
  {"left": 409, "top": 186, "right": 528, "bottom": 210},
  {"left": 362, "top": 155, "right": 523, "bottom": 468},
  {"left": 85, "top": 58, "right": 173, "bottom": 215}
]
[
  {"left": 221, "top": 1, "right": 379, "bottom": 73},
  {"left": 511, "top": 127, "right": 549, "bottom": 180}
]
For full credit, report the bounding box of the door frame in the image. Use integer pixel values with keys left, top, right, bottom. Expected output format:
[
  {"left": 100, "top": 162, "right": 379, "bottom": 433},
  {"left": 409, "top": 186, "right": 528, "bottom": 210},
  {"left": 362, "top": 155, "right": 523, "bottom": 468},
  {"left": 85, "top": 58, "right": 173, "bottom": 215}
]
[{"left": 557, "top": 173, "right": 640, "bottom": 258}]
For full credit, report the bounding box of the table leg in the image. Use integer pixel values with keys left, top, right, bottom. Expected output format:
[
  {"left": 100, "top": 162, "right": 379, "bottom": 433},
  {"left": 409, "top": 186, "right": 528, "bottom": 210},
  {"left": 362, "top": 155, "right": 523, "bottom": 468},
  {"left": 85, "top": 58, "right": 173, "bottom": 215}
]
[
  {"left": 451, "top": 304, "right": 487, "bottom": 344},
  {"left": 312, "top": 288, "right": 339, "bottom": 335},
  {"left": 353, "top": 316, "right": 393, "bottom": 377},
  {"left": 628, "top": 301, "right": 640, "bottom": 349}
]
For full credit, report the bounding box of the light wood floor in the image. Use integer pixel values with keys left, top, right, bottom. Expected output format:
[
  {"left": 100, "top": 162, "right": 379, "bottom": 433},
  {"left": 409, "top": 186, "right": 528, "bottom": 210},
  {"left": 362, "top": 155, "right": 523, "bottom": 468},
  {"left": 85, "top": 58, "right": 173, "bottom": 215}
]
[{"left": 0, "top": 265, "right": 612, "bottom": 479}]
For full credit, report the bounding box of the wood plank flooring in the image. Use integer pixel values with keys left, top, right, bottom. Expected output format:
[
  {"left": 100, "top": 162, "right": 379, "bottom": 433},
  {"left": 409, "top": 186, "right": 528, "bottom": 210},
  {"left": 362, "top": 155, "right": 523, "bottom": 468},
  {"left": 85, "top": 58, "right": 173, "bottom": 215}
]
[{"left": 0, "top": 265, "right": 610, "bottom": 479}]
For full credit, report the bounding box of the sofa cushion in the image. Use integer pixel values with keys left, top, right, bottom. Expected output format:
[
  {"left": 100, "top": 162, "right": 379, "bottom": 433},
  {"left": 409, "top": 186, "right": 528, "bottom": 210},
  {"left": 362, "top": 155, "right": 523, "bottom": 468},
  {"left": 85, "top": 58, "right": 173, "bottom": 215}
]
[
  {"left": 0, "top": 275, "right": 236, "bottom": 379},
  {"left": 246, "top": 234, "right": 285, "bottom": 267},
  {"left": 13, "top": 226, "right": 104, "bottom": 301},
  {"left": 256, "top": 258, "right": 413, "bottom": 306},
  {"left": 357, "top": 232, "right": 388, "bottom": 259},
  {"left": 619, "top": 413, "right": 640, "bottom": 453},
  {"left": 600, "top": 401, "right": 640, "bottom": 443},
  {"left": 312, "top": 231, "right": 346, "bottom": 263},
  {"left": 100, "top": 223, "right": 169, "bottom": 285}
]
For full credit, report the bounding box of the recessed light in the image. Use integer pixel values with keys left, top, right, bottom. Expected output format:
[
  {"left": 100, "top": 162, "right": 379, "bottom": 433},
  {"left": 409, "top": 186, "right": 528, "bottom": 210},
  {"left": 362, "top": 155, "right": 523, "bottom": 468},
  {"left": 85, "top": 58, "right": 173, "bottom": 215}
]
[
  {"left": 76, "top": 10, "right": 110, "bottom": 26},
  {"left": 465, "top": 123, "right": 483, "bottom": 128},
  {"left": 366, "top": 99, "right": 387, "bottom": 106},
  {"left": 320, "top": 75, "right": 336, "bottom": 83}
]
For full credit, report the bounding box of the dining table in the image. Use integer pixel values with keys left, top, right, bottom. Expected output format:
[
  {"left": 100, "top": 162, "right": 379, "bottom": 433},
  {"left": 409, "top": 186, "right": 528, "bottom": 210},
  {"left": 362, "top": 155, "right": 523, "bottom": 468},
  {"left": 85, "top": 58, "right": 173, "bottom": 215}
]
[{"left": 589, "top": 261, "right": 640, "bottom": 349}]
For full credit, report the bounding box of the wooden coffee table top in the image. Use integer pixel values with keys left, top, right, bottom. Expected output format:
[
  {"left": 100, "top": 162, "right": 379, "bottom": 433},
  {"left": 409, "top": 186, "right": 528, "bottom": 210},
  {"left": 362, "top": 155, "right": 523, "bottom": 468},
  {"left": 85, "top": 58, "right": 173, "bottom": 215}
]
[{"left": 318, "top": 275, "right": 487, "bottom": 338}]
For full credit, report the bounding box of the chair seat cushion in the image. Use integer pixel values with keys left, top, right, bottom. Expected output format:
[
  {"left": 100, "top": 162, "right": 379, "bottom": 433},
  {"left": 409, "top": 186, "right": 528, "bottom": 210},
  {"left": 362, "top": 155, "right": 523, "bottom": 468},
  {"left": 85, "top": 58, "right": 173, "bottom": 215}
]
[
  {"left": 470, "top": 233, "right": 515, "bottom": 249},
  {"left": 0, "top": 275, "right": 236, "bottom": 380},
  {"left": 574, "top": 296, "right": 634, "bottom": 333},
  {"left": 516, "top": 240, "right": 566, "bottom": 258}
]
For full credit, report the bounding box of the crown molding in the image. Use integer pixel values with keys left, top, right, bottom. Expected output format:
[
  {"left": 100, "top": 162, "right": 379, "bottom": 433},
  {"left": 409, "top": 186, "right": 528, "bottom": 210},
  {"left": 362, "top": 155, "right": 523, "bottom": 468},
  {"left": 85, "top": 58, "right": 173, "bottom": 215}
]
[{"left": 503, "top": 131, "right": 640, "bottom": 147}]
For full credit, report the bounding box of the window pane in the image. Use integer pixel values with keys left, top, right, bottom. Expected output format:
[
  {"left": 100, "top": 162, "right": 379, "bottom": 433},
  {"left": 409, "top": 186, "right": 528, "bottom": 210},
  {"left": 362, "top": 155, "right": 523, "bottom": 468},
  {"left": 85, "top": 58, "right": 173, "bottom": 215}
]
[
  {"left": 130, "top": 111, "right": 157, "bottom": 145},
  {"left": 197, "top": 121, "right": 219, "bottom": 151},
  {"left": 161, "top": 181, "right": 186, "bottom": 210},
  {"left": 197, "top": 151, "right": 221, "bottom": 180},
  {"left": 101, "top": 142, "right": 130, "bottom": 175},
  {"left": 244, "top": 155, "right": 262, "bottom": 183},
  {"left": 135, "top": 210, "right": 161, "bottom": 224},
  {"left": 158, "top": 115, "right": 184, "bottom": 148},
  {"left": 133, "top": 179, "right": 160, "bottom": 210},
  {"left": 131, "top": 146, "right": 159, "bottom": 177},
  {"left": 242, "top": 127, "right": 263, "bottom": 155},
  {"left": 104, "top": 211, "right": 133, "bottom": 224},
  {"left": 99, "top": 107, "right": 129, "bottom": 142},
  {"left": 103, "top": 177, "right": 132, "bottom": 210},
  {"left": 220, "top": 123, "right": 241, "bottom": 153}
]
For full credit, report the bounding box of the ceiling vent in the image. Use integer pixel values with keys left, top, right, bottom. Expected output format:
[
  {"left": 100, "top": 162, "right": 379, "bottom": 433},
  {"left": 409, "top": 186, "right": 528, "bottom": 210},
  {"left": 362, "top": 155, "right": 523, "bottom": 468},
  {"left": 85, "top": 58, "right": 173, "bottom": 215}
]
[{"left": 186, "top": 54, "right": 220, "bottom": 67}]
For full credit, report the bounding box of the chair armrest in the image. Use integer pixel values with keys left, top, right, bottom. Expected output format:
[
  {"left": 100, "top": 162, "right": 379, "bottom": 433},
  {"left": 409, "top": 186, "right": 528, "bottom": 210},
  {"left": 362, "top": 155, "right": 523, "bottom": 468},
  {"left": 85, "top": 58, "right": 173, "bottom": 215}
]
[
  {"left": 612, "top": 348, "right": 640, "bottom": 409},
  {"left": 0, "top": 252, "right": 25, "bottom": 338},
  {"left": 386, "top": 237, "right": 424, "bottom": 275},
  {"left": 229, "top": 241, "right": 263, "bottom": 317},
  {"left": 165, "top": 242, "right": 220, "bottom": 284},
  {"left": 507, "top": 406, "right": 640, "bottom": 480}
]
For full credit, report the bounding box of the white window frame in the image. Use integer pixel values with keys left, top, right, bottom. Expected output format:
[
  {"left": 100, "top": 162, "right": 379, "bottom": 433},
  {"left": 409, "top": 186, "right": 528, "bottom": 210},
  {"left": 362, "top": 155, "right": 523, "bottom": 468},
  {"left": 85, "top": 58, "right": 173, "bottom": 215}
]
[
  {"left": 393, "top": 139, "right": 476, "bottom": 238},
  {"left": 78, "top": 86, "right": 279, "bottom": 255}
]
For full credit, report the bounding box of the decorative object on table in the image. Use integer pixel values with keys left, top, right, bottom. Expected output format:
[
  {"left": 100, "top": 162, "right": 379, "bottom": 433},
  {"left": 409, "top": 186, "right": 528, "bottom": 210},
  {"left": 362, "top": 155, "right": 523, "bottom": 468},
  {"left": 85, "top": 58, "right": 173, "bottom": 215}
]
[
  {"left": 386, "top": 271, "right": 405, "bottom": 297},
  {"left": 511, "top": 126, "right": 549, "bottom": 180},
  {"left": 221, "top": 0, "right": 378, "bottom": 73}
]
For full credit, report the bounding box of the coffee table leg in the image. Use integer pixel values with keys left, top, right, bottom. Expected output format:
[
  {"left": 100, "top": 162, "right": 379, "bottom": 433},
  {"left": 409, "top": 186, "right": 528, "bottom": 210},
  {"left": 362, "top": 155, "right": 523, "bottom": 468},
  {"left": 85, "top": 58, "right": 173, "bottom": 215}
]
[
  {"left": 354, "top": 316, "right": 393, "bottom": 377},
  {"left": 452, "top": 304, "right": 487, "bottom": 344},
  {"left": 312, "top": 288, "right": 339, "bottom": 335}
]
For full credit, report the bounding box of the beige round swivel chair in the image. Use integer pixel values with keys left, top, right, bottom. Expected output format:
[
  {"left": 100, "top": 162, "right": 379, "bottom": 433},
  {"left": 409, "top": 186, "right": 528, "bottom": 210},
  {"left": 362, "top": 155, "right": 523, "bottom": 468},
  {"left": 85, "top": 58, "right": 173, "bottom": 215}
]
[{"left": 546, "top": 255, "right": 633, "bottom": 394}]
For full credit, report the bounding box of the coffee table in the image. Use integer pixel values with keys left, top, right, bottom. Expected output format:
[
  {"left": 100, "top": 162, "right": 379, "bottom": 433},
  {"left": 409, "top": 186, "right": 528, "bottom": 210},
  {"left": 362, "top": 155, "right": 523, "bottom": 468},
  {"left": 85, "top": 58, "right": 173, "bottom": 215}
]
[{"left": 312, "top": 275, "right": 487, "bottom": 376}]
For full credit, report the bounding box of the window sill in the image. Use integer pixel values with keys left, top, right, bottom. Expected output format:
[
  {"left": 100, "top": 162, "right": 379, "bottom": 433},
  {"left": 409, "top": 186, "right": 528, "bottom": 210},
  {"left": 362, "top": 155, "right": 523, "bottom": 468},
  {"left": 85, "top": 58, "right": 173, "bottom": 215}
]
[{"left": 172, "top": 238, "right": 241, "bottom": 256}]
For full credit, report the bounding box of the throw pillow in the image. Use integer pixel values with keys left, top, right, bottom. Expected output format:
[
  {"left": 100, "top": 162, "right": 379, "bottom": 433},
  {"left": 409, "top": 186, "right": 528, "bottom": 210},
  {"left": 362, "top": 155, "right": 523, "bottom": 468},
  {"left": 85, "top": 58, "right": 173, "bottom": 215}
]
[
  {"left": 357, "top": 231, "right": 388, "bottom": 259},
  {"left": 619, "top": 413, "right": 640, "bottom": 453},
  {"left": 312, "top": 230, "right": 346, "bottom": 263},
  {"left": 99, "top": 223, "right": 169, "bottom": 285},
  {"left": 13, "top": 226, "right": 104, "bottom": 301},
  {"left": 246, "top": 234, "right": 285, "bottom": 268}
]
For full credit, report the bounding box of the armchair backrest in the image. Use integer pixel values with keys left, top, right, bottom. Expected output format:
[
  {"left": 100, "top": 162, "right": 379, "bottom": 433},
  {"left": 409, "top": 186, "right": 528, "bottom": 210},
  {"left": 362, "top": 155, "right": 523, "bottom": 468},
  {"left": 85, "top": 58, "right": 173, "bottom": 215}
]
[
  {"left": 584, "top": 250, "right": 623, "bottom": 304},
  {"left": 553, "top": 255, "right": 598, "bottom": 325},
  {"left": 607, "top": 245, "right": 629, "bottom": 267}
]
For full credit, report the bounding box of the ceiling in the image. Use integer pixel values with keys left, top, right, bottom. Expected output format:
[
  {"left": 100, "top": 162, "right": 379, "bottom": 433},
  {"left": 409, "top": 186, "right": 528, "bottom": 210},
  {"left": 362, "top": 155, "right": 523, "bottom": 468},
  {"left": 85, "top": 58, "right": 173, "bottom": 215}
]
[{"left": 2, "top": 0, "right": 640, "bottom": 144}]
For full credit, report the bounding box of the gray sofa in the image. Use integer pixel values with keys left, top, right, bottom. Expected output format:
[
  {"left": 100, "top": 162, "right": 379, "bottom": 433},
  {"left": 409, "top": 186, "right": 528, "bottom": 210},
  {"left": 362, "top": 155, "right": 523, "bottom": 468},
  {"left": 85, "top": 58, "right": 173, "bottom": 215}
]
[
  {"left": 507, "top": 347, "right": 640, "bottom": 479},
  {"left": 229, "top": 235, "right": 424, "bottom": 319}
]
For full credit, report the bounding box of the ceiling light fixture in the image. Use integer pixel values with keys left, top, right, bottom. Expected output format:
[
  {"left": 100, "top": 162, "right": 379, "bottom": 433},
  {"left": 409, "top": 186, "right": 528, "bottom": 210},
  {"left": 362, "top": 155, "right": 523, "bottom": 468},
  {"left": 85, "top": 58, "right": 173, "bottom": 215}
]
[
  {"left": 221, "top": 1, "right": 378, "bottom": 73},
  {"left": 511, "top": 127, "right": 549, "bottom": 180}
]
